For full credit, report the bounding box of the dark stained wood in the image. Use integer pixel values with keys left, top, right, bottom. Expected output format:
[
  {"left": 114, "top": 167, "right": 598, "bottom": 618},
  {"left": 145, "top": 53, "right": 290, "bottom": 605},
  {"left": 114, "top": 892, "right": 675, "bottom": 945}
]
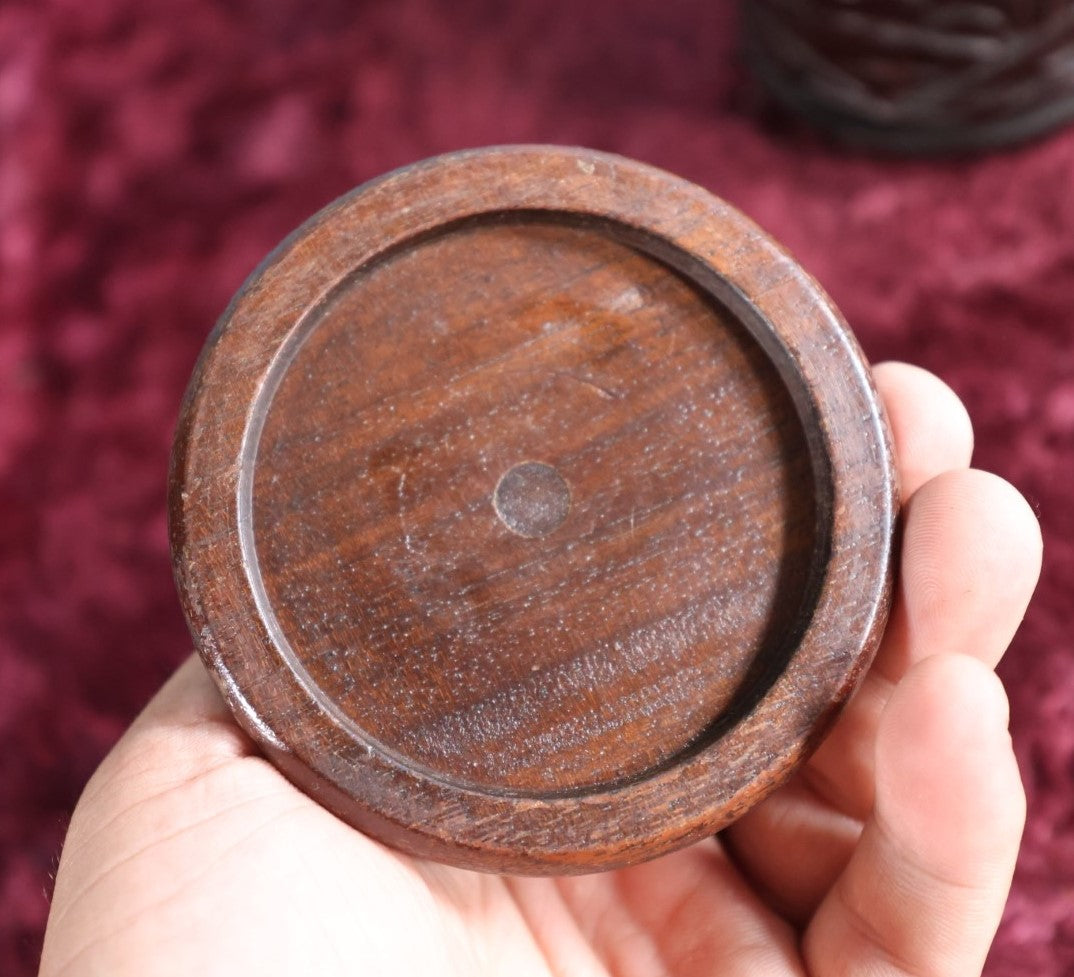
[
  {"left": 169, "top": 146, "right": 898, "bottom": 874},
  {"left": 745, "top": 1, "right": 1074, "bottom": 153}
]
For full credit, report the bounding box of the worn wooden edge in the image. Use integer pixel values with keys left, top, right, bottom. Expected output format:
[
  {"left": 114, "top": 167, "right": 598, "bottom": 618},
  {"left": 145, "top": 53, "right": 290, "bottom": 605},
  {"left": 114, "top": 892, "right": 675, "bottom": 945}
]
[{"left": 169, "top": 145, "right": 898, "bottom": 874}]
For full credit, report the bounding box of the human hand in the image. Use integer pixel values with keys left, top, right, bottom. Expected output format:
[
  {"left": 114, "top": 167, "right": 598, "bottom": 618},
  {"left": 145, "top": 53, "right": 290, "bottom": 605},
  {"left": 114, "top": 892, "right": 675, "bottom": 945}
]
[{"left": 39, "top": 362, "right": 1041, "bottom": 977}]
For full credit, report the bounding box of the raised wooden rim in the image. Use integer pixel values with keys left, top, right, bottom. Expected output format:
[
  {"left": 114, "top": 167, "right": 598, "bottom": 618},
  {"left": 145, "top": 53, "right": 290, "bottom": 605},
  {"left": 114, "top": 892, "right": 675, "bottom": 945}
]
[{"left": 170, "top": 146, "right": 897, "bottom": 873}]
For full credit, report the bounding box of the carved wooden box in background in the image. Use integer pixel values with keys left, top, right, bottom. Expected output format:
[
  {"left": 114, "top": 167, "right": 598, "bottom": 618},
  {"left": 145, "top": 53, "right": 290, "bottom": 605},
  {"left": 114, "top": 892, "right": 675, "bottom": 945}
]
[
  {"left": 744, "top": 0, "right": 1074, "bottom": 153},
  {"left": 169, "top": 147, "right": 897, "bottom": 874}
]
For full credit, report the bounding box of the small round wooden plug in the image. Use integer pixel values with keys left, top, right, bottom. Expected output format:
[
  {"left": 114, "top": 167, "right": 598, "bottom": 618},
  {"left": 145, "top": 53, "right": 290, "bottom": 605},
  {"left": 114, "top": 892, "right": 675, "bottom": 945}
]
[{"left": 169, "top": 146, "right": 898, "bottom": 875}]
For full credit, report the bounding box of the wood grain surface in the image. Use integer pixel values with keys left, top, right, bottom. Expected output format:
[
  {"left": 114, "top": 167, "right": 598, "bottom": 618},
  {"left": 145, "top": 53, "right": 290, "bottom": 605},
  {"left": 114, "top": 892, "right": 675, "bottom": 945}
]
[{"left": 169, "top": 146, "right": 898, "bottom": 874}]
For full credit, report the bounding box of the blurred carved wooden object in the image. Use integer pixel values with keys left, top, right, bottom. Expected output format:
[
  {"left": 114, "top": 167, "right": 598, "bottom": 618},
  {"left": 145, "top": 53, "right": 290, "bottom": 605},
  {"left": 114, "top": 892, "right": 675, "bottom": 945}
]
[{"left": 744, "top": 0, "right": 1074, "bottom": 152}]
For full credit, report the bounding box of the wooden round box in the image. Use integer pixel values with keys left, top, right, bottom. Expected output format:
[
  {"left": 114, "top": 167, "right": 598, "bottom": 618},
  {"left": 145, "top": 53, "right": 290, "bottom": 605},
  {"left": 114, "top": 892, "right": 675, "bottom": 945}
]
[{"left": 169, "top": 146, "right": 897, "bottom": 874}]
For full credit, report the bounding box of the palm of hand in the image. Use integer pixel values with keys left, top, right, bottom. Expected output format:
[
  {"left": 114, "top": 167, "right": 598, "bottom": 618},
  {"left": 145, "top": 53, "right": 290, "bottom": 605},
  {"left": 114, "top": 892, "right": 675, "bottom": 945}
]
[{"left": 41, "top": 365, "right": 1040, "bottom": 977}]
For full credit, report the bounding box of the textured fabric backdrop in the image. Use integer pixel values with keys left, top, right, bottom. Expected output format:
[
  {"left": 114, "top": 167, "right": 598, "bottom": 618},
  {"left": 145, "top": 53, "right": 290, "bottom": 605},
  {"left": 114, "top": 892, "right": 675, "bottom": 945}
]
[{"left": 2, "top": 0, "right": 1072, "bottom": 973}]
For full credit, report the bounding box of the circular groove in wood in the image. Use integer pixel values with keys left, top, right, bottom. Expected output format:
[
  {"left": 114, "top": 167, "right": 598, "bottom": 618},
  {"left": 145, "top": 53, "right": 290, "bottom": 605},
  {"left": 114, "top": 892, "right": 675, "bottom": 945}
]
[{"left": 238, "top": 213, "right": 824, "bottom": 798}]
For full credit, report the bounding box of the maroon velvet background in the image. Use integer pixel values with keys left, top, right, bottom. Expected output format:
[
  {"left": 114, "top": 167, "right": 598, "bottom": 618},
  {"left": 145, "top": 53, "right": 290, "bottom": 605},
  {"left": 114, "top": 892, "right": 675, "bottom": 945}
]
[{"left": 2, "top": 0, "right": 1072, "bottom": 973}]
